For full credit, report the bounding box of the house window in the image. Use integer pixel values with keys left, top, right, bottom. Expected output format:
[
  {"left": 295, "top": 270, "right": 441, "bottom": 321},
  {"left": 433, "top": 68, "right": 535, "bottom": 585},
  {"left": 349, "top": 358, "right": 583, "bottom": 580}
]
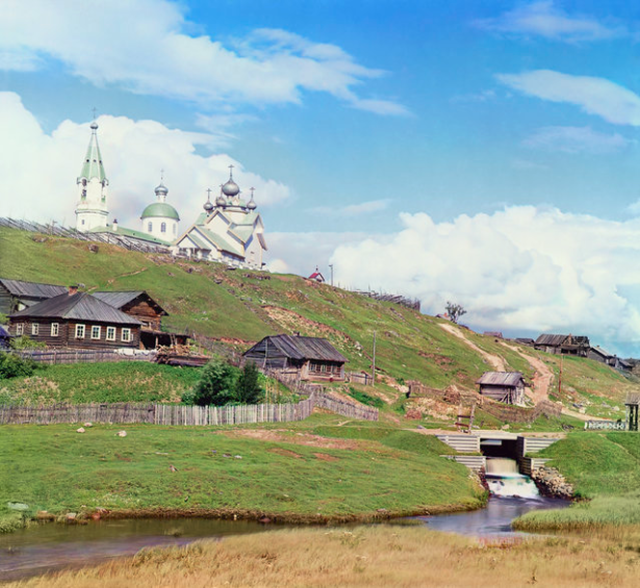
[
  {"left": 75, "top": 324, "right": 86, "bottom": 339},
  {"left": 82, "top": 219, "right": 85, "bottom": 225},
  {"left": 51, "top": 323, "right": 59, "bottom": 337},
  {"left": 161, "top": 222, "right": 166, "bottom": 233},
  {"left": 31, "top": 323, "right": 39, "bottom": 336},
  {"left": 91, "top": 325, "right": 101, "bottom": 340},
  {"left": 121, "top": 328, "right": 132, "bottom": 342},
  {"left": 16, "top": 323, "right": 24, "bottom": 336},
  {"left": 148, "top": 222, "right": 152, "bottom": 232},
  {"left": 106, "top": 326, "right": 116, "bottom": 341}
]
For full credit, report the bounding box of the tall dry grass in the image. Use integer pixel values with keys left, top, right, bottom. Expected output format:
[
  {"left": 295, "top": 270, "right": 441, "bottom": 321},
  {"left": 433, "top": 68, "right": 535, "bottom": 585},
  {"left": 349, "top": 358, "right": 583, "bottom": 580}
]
[{"left": 9, "top": 525, "right": 640, "bottom": 587}]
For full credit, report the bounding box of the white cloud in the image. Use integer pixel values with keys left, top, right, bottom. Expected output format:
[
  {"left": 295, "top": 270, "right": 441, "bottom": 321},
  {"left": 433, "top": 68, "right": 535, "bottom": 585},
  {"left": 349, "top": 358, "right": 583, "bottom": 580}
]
[
  {"left": 0, "top": 92, "right": 289, "bottom": 228},
  {"left": 523, "top": 126, "right": 632, "bottom": 153},
  {"left": 476, "top": 1, "right": 624, "bottom": 42},
  {"left": 324, "top": 206, "right": 640, "bottom": 354},
  {"left": 312, "top": 199, "right": 390, "bottom": 216},
  {"left": 497, "top": 70, "right": 640, "bottom": 126},
  {"left": 0, "top": 0, "right": 406, "bottom": 115}
]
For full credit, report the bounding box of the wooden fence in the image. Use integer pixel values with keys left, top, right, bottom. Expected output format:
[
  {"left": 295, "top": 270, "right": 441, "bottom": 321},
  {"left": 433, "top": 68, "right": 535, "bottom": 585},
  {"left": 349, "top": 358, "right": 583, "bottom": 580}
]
[
  {"left": 13, "top": 349, "right": 155, "bottom": 365},
  {"left": 0, "top": 392, "right": 377, "bottom": 426}
]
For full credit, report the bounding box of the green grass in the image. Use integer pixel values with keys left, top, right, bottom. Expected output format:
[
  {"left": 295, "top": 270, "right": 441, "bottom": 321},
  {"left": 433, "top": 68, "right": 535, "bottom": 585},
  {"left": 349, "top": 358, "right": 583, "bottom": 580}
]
[
  {"left": 0, "top": 362, "right": 201, "bottom": 405},
  {"left": 0, "top": 416, "right": 484, "bottom": 532},
  {"left": 514, "top": 432, "right": 640, "bottom": 532}
]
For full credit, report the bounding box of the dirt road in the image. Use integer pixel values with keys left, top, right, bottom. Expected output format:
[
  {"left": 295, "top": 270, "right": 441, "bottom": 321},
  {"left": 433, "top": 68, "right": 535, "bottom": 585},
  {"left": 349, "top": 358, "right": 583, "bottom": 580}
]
[{"left": 438, "top": 322, "right": 507, "bottom": 371}]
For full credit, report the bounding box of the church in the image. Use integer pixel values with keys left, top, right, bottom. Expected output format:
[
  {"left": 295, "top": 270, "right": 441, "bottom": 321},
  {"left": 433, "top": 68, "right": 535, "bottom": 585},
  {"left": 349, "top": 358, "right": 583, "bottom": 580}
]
[{"left": 74, "top": 120, "right": 267, "bottom": 269}]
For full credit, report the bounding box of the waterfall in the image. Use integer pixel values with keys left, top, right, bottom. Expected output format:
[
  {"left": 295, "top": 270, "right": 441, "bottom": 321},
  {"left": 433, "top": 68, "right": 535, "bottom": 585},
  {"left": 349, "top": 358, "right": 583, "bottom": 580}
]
[{"left": 485, "top": 458, "right": 539, "bottom": 498}]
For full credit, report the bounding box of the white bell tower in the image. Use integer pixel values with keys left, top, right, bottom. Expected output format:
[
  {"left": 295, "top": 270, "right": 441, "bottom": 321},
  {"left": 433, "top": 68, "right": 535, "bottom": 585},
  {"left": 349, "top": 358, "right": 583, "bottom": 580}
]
[{"left": 75, "top": 120, "right": 109, "bottom": 232}]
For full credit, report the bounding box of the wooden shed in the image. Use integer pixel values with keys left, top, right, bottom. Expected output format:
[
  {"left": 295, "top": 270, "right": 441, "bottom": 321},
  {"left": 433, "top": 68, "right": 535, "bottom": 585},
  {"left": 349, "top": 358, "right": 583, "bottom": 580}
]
[
  {"left": 244, "top": 334, "right": 347, "bottom": 382},
  {"left": 0, "top": 278, "right": 67, "bottom": 314},
  {"left": 9, "top": 290, "right": 142, "bottom": 350},
  {"left": 477, "top": 371, "right": 526, "bottom": 406}
]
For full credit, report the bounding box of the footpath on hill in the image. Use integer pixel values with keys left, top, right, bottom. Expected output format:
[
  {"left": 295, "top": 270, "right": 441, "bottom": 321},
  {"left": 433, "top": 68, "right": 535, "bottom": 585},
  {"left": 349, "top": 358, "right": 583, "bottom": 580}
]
[{"left": 438, "top": 323, "right": 506, "bottom": 371}]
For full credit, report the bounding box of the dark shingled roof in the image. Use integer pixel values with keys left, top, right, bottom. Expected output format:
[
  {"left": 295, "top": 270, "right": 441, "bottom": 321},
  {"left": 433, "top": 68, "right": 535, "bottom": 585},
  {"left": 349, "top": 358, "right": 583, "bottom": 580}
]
[
  {"left": 93, "top": 291, "right": 168, "bottom": 316},
  {"left": 477, "top": 371, "right": 525, "bottom": 387},
  {"left": 9, "top": 292, "right": 142, "bottom": 325},
  {"left": 535, "top": 334, "right": 568, "bottom": 346},
  {"left": 251, "top": 335, "right": 347, "bottom": 363},
  {"left": 0, "top": 278, "right": 67, "bottom": 300}
]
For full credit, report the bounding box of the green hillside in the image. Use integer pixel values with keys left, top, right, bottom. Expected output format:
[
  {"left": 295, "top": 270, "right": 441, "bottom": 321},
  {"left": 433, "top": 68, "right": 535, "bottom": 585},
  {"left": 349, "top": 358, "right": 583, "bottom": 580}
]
[{"left": 0, "top": 226, "right": 635, "bottom": 418}]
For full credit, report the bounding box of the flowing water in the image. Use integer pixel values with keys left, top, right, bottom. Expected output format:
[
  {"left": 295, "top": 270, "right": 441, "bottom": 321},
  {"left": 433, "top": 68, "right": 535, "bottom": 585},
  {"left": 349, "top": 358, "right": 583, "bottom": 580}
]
[{"left": 418, "top": 458, "right": 568, "bottom": 537}]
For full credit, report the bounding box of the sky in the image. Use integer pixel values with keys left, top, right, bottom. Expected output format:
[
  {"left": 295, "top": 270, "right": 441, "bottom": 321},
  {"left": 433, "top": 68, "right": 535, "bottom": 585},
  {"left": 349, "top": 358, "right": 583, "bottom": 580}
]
[{"left": 2, "top": 0, "right": 640, "bottom": 355}]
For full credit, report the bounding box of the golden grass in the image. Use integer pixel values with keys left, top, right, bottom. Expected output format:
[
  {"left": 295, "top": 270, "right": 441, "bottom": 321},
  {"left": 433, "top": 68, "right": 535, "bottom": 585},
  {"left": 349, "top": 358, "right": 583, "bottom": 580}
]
[{"left": 10, "top": 525, "right": 640, "bottom": 587}]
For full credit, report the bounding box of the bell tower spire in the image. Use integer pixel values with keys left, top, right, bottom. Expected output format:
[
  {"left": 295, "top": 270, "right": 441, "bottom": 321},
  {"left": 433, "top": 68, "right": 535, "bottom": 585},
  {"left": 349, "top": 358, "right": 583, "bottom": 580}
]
[{"left": 75, "top": 114, "right": 109, "bottom": 232}]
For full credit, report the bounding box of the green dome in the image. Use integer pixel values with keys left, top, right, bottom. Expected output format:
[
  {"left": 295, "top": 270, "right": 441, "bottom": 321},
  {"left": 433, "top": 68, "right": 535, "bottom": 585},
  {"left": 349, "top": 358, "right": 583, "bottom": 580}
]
[{"left": 141, "top": 202, "right": 180, "bottom": 221}]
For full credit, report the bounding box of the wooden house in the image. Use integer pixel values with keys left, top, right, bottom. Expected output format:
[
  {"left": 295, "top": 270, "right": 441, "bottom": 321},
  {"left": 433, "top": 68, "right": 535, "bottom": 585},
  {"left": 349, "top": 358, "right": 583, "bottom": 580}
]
[
  {"left": 243, "top": 334, "right": 347, "bottom": 382},
  {"left": 92, "top": 290, "right": 188, "bottom": 348},
  {"left": 534, "top": 333, "right": 590, "bottom": 357},
  {"left": 306, "top": 267, "right": 325, "bottom": 283},
  {"left": 8, "top": 289, "right": 142, "bottom": 349},
  {"left": 0, "top": 278, "right": 67, "bottom": 315},
  {"left": 477, "top": 371, "right": 526, "bottom": 406}
]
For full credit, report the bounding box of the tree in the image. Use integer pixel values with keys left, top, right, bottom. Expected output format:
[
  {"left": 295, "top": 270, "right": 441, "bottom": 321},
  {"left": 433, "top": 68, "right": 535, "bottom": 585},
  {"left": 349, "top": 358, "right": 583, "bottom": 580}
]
[
  {"left": 445, "top": 301, "right": 467, "bottom": 325},
  {"left": 191, "top": 358, "right": 238, "bottom": 406},
  {"left": 235, "top": 362, "right": 264, "bottom": 405}
]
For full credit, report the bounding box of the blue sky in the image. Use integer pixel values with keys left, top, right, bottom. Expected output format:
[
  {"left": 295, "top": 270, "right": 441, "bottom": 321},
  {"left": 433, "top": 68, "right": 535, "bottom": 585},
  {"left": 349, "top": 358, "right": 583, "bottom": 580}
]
[{"left": 2, "top": 1, "right": 640, "bottom": 355}]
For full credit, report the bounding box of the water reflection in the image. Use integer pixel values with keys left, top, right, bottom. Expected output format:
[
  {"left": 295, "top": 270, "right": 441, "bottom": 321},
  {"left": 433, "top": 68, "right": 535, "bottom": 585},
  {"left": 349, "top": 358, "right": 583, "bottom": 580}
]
[{"left": 0, "top": 518, "right": 268, "bottom": 583}]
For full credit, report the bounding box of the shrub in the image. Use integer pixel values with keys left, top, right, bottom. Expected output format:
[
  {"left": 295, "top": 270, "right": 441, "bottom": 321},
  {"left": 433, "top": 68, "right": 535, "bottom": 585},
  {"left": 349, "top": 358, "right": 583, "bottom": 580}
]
[
  {"left": 348, "top": 387, "right": 385, "bottom": 409},
  {"left": 0, "top": 352, "right": 39, "bottom": 379},
  {"left": 190, "top": 357, "right": 239, "bottom": 406}
]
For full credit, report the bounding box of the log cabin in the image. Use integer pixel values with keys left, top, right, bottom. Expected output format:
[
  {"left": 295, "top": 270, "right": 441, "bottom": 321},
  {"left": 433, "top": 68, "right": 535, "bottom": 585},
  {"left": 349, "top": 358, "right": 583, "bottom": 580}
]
[
  {"left": 243, "top": 334, "right": 347, "bottom": 382},
  {"left": 8, "top": 288, "right": 142, "bottom": 349},
  {"left": 534, "top": 333, "right": 590, "bottom": 357}
]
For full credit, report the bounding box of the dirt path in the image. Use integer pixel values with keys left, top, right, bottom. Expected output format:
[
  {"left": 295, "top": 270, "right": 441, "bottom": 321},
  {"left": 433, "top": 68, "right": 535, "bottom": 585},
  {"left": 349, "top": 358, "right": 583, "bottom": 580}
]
[
  {"left": 438, "top": 323, "right": 507, "bottom": 371},
  {"left": 500, "top": 343, "right": 554, "bottom": 404}
]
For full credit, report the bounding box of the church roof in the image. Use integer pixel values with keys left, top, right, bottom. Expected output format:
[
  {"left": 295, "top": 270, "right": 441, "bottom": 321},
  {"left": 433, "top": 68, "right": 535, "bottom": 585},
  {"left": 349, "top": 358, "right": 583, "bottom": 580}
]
[
  {"left": 79, "top": 122, "right": 107, "bottom": 182},
  {"left": 88, "top": 225, "right": 172, "bottom": 246},
  {"left": 141, "top": 202, "right": 180, "bottom": 221}
]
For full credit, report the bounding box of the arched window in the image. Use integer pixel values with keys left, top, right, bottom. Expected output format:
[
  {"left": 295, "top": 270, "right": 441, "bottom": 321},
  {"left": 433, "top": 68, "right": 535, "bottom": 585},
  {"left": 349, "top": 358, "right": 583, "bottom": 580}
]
[
  {"left": 173, "top": 224, "right": 177, "bottom": 235},
  {"left": 148, "top": 222, "right": 152, "bottom": 232},
  {"left": 161, "top": 222, "right": 166, "bottom": 233}
]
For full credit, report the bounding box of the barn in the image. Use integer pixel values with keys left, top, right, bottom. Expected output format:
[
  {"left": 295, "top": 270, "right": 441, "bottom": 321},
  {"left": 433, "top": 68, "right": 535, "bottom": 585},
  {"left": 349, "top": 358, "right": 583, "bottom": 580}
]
[
  {"left": 243, "top": 334, "right": 347, "bottom": 382},
  {"left": 9, "top": 288, "right": 142, "bottom": 349},
  {"left": 477, "top": 371, "right": 526, "bottom": 406}
]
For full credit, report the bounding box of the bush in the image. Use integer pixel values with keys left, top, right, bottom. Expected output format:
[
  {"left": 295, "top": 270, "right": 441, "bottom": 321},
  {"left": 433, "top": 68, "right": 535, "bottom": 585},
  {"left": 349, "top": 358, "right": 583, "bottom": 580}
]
[
  {"left": 190, "top": 358, "right": 239, "bottom": 406},
  {"left": 0, "top": 352, "right": 39, "bottom": 379},
  {"left": 10, "top": 336, "right": 46, "bottom": 350},
  {"left": 348, "top": 387, "right": 385, "bottom": 409}
]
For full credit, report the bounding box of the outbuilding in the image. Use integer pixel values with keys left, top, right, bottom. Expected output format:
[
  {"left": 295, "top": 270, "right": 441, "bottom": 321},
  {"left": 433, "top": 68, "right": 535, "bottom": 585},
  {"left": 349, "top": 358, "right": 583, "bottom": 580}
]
[
  {"left": 477, "top": 371, "right": 526, "bottom": 406},
  {"left": 243, "top": 334, "right": 347, "bottom": 382}
]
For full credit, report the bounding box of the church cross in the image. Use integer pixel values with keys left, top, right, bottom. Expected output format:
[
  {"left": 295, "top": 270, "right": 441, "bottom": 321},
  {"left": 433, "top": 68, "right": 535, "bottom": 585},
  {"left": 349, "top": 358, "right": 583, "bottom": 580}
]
[
  {"left": 92, "top": 107, "right": 97, "bottom": 120},
  {"left": 206, "top": 188, "right": 212, "bottom": 200}
]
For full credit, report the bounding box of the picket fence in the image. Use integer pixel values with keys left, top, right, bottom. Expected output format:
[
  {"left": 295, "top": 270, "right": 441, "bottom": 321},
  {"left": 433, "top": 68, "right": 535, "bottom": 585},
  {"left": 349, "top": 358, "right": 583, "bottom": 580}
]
[
  {"left": 0, "top": 393, "right": 377, "bottom": 426},
  {"left": 14, "top": 348, "right": 154, "bottom": 365}
]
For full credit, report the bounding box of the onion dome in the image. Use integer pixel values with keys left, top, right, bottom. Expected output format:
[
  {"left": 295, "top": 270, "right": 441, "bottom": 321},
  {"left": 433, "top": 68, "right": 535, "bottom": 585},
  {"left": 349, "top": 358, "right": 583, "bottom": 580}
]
[
  {"left": 204, "top": 200, "right": 214, "bottom": 212},
  {"left": 216, "top": 194, "right": 226, "bottom": 207},
  {"left": 221, "top": 165, "right": 240, "bottom": 197},
  {"left": 154, "top": 182, "right": 168, "bottom": 197},
  {"left": 247, "top": 187, "right": 257, "bottom": 210},
  {"left": 141, "top": 202, "right": 180, "bottom": 220},
  {"left": 90, "top": 121, "right": 99, "bottom": 130}
]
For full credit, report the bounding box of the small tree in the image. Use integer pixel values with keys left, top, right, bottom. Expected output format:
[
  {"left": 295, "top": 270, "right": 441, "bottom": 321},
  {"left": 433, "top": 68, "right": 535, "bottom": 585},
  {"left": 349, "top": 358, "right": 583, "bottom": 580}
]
[
  {"left": 445, "top": 301, "right": 467, "bottom": 324},
  {"left": 235, "top": 362, "right": 264, "bottom": 405},
  {"left": 191, "top": 357, "right": 238, "bottom": 406}
]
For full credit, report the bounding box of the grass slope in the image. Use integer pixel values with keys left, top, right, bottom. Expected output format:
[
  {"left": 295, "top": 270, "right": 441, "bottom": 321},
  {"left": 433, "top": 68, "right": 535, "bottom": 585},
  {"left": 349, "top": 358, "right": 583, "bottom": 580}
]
[
  {"left": 515, "top": 432, "right": 640, "bottom": 532},
  {"left": 1, "top": 226, "right": 633, "bottom": 411},
  {"left": 0, "top": 416, "right": 483, "bottom": 532}
]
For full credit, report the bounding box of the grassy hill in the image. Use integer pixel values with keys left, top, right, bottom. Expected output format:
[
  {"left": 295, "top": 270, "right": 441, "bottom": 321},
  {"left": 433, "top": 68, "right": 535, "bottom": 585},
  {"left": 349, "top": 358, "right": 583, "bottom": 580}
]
[{"left": 0, "top": 226, "right": 636, "bottom": 420}]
